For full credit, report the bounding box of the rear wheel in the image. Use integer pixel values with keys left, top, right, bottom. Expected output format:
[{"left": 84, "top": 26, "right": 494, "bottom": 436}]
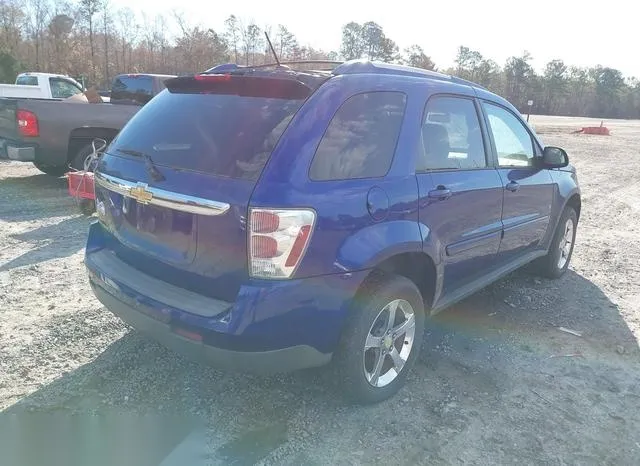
[
  {"left": 335, "top": 274, "right": 425, "bottom": 404},
  {"left": 70, "top": 144, "right": 96, "bottom": 172},
  {"left": 533, "top": 206, "right": 578, "bottom": 278}
]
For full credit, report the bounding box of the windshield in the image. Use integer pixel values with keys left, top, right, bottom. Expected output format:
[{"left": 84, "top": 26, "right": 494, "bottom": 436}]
[
  {"left": 110, "top": 75, "right": 155, "bottom": 105},
  {"left": 109, "top": 89, "right": 303, "bottom": 180}
]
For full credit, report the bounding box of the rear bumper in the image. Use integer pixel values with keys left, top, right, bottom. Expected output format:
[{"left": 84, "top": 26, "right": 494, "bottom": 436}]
[
  {"left": 0, "top": 139, "right": 35, "bottom": 161},
  {"left": 91, "top": 282, "right": 331, "bottom": 374},
  {"left": 85, "top": 222, "right": 369, "bottom": 373}
]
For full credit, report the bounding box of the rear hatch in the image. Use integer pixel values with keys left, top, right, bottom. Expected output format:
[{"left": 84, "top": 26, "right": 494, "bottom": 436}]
[{"left": 94, "top": 72, "right": 323, "bottom": 301}]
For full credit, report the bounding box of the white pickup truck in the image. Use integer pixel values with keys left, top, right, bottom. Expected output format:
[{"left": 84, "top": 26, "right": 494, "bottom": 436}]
[{"left": 0, "top": 72, "right": 85, "bottom": 100}]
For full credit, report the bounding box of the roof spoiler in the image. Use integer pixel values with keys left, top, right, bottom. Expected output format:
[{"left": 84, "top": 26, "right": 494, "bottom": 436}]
[{"left": 164, "top": 74, "right": 313, "bottom": 99}]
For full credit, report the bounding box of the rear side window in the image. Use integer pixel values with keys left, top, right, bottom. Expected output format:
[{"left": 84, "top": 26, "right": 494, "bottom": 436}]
[
  {"left": 309, "top": 91, "right": 407, "bottom": 181},
  {"left": 16, "top": 75, "right": 38, "bottom": 86},
  {"left": 109, "top": 90, "right": 304, "bottom": 180},
  {"left": 418, "top": 96, "right": 486, "bottom": 171},
  {"left": 111, "top": 75, "right": 154, "bottom": 105}
]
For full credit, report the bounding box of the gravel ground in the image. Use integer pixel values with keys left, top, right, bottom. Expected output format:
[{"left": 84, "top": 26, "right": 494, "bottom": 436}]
[{"left": 0, "top": 115, "right": 639, "bottom": 465}]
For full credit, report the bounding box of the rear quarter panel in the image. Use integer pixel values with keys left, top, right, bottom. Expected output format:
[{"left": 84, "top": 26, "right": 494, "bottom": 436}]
[{"left": 251, "top": 74, "right": 447, "bottom": 278}]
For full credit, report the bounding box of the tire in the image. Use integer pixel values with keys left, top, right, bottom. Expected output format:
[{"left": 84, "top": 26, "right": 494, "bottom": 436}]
[
  {"left": 335, "top": 274, "right": 425, "bottom": 404},
  {"left": 533, "top": 206, "right": 578, "bottom": 279},
  {"left": 33, "top": 162, "right": 67, "bottom": 177},
  {"left": 70, "top": 144, "right": 96, "bottom": 172}
]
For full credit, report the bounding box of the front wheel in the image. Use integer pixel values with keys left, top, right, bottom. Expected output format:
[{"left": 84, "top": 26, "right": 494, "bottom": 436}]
[
  {"left": 533, "top": 206, "right": 578, "bottom": 278},
  {"left": 335, "top": 274, "right": 425, "bottom": 404}
]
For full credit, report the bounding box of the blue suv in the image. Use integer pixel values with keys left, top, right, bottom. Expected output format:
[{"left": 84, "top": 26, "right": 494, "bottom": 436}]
[{"left": 85, "top": 60, "right": 580, "bottom": 403}]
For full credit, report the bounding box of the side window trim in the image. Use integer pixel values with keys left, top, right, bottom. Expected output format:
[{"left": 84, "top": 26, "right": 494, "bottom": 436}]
[
  {"left": 473, "top": 97, "right": 498, "bottom": 168},
  {"left": 480, "top": 99, "right": 541, "bottom": 167},
  {"left": 61, "top": 78, "right": 82, "bottom": 92},
  {"left": 416, "top": 93, "right": 491, "bottom": 173}
]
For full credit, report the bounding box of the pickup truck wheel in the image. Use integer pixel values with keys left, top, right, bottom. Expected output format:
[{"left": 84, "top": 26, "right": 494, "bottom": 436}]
[
  {"left": 32, "top": 163, "right": 67, "bottom": 177},
  {"left": 335, "top": 274, "right": 425, "bottom": 404},
  {"left": 534, "top": 206, "right": 578, "bottom": 279},
  {"left": 70, "top": 144, "right": 96, "bottom": 172}
]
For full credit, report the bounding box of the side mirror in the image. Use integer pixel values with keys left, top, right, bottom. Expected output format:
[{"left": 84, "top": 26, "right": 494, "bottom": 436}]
[{"left": 542, "top": 146, "right": 569, "bottom": 168}]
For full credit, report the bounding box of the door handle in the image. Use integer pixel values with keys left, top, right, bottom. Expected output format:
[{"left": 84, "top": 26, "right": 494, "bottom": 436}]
[
  {"left": 428, "top": 186, "right": 452, "bottom": 200},
  {"left": 505, "top": 181, "right": 520, "bottom": 192}
]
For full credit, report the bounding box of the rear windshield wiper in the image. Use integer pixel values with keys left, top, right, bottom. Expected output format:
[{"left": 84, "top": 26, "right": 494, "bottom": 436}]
[{"left": 116, "top": 148, "right": 166, "bottom": 182}]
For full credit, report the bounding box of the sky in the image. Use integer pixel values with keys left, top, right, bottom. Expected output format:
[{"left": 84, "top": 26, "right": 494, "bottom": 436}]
[{"left": 111, "top": 0, "right": 639, "bottom": 78}]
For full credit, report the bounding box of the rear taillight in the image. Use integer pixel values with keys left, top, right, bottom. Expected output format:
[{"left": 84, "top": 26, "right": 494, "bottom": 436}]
[
  {"left": 249, "top": 208, "right": 316, "bottom": 279},
  {"left": 17, "top": 110, "right": 39, "bottom": 137}
]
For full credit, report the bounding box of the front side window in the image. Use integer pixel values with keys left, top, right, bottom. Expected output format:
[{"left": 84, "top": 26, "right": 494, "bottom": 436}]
[
  {"left": 483, "top": 102, "right": 535, "bottom": 167},
  {"left": 309, "top": 91, "right": 407, "bottom": 181},
  {"left": 418, "top": 95, "right": 487, "bottom": 171},
  {"left": 49, "top": 78, "right": 82, "bottom": 99}
]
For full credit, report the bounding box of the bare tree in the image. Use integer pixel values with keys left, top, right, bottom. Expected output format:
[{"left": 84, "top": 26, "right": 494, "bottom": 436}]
[
  {"left": 78, "top": 0, "right": 101, "bottom": 79},
  {"left": 0, "top": 0, "right": 25, "bottom": 55},
  {"left": 224, "top": 15, "right": 240, "bottom": 64},
  {"left": 26, "top": 0, "right": 50, "bottom": 70},
  {"left": 240, "top": 20, "right": 261, "bottom": 66},
  {"left": 116, "top": 7, "right": 137, "bottom": 72},
  {"left": 48, "top": 12, "right": 74, "bottom": 71},
  {"left": 101, "top": 0, "right": 111, "bottom": 84},
  {"left": 403, "top": 45, "right": 435, "bottom": 70},
  {"left": 276, "top": 24, "right": 297, "bottom": 61}
]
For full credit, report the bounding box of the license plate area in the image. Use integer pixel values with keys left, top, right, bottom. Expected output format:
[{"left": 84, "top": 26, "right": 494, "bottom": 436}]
[
  {"left": 122, "top": 198, "right": 193, "bottom": 238},
  {"left": 112, "top": 196, "right": 197, "bottom": 265}
]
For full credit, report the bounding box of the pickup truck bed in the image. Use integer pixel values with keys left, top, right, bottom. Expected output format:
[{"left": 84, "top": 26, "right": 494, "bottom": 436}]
[
  {"left": 0, "top": 73, "right": 174, "bottom": 176},
  {"left": 0, "top": 98, "right": 139, "bottom": 174}
]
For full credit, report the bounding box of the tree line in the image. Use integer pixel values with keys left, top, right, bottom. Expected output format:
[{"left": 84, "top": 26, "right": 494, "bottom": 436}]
[{"left": 1, "top": 0, "right": 638, "bottom": 119}]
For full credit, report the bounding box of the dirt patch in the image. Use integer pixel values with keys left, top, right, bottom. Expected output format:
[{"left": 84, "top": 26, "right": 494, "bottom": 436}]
[{"left": 1, "top": 116, "right": 639, "bottom": 465}]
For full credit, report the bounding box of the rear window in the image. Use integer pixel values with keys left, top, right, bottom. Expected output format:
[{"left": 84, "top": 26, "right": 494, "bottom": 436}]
[
  {"left": 109, "top": 90, "right": 304, "bottom": 180},
  {"left": 16, "top": 76, "right": 38, "bottom": 86},
  {"left": 111, "top": 75, "right": 154, "bottom": 105}
]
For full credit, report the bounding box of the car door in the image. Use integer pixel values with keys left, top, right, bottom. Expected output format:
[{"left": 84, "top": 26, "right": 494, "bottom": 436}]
[
  {"left": 416, "top": 94, "right": 504, "bottom": 298},
  {"left": 481, "top": 101, "right": 554, "bottom": 263}
]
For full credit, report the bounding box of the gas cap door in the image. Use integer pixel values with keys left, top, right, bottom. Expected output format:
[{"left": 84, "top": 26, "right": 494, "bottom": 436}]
[{"left": 366, "top": 186, "right": 389, "bottom": 221}]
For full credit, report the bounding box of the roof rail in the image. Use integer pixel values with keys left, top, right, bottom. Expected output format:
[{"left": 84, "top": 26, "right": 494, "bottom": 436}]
[
  {"left": 333, "top": 60, "right": 452, "bottom": 80},
  {"left": 204, "top": 61, "right": 343, "bottom": 74},
  {"left": 202, "top": 60, "right": 487, "bottom": 90},
  {"left": 332, "top": 60, "right": 487, "bottom": 89}
]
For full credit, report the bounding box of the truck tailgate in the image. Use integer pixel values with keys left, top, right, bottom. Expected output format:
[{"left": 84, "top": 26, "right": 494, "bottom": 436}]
[
  {"left": 0, "top": 99, "right": 18, "bottom": 140},
  {"left": 0, "top": 99, "right": 19, "bottom": 157}
]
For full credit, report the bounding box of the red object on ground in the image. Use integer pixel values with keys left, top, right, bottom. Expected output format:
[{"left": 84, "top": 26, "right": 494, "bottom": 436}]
[
  {"left": 67, "top": 171, "right": 95, "bottom": 200},
  {"left": 575, "top": 120, "right": 611, "bottom": 135},
  {"left": 579, "top": 126, "right": 611, "bottom": 135}
]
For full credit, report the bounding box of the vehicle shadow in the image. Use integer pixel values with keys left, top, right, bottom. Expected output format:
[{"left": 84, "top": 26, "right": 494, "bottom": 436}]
[
  {"left": 2, "top": 270, "right": 638, "bottom": 465},
  {"left": 0, "top": 215, "right": 92, "bottom": 271}
]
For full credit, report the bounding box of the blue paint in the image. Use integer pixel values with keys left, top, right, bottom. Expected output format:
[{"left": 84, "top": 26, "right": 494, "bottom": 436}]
[{"left": 85, "top": 60, "right": 580, "bottom": 369}]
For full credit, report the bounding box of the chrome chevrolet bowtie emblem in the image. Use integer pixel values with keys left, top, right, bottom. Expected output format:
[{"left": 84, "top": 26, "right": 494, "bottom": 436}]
[{"left": 129, "top": 182, "right": 153, "bottom": 204}]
